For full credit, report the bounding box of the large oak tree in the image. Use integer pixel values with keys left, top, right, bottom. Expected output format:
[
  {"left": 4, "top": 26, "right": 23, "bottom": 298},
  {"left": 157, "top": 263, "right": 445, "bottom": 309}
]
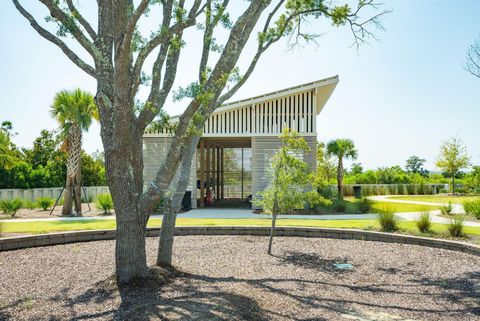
[{"left": 13, "top": 0, "right": 387, "bottom": 284}]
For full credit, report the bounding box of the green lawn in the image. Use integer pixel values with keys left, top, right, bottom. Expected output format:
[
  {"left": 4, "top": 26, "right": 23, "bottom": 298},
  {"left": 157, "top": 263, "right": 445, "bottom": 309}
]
[
  {"left": 2, "top": 217, "right": 480, "bottom": 237},
  {"left": 317, "top": 198, "right": 439, "bottom": 214},
  {"left": 387, "top": 195, "right": 480, "bottom": 204}
]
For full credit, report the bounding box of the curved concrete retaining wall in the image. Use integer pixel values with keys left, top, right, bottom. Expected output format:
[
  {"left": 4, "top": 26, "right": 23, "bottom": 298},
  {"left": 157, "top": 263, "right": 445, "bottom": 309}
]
[{"left": 1, "top": 226, "right": 479, "bottom": 256}]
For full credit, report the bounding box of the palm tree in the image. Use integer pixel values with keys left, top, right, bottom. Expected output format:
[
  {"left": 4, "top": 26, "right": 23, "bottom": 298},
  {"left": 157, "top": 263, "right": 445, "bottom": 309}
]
[
  {"left": 326, "top": 138, "right": 358, "bottom": 199},
  {"left": 50, "top": 89, "right": 97, "bottom": 216}
]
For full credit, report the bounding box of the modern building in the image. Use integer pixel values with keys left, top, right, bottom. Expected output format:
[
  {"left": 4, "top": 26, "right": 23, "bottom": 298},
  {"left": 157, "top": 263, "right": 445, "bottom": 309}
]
[{"left": 143, "top": 75, "right": 339, "bottom": 209}]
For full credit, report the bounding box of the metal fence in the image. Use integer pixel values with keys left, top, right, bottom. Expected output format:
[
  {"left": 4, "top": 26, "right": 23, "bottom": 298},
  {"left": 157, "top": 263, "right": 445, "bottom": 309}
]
[{"left": 0, "top": 186, "right": 110, "bottom": 202}]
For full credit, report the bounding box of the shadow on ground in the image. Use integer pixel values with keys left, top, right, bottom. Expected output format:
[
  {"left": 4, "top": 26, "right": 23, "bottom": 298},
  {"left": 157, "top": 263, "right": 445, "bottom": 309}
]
[{"left": 41, "top": 252, "right": 480, "bottom": 321}]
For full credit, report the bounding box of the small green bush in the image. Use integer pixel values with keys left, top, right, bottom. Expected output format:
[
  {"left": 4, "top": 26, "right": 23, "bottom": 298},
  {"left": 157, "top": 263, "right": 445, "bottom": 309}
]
[
  {"left": 305, "top": 191, "right": 332, "bottom": 210},
  {"left": 416, "top": 212, "right": 432, "bottom": 233},
  {"left": 96, "top": 193, "right": 114, "bottom": 214},
  {"left": 0, "top": 199, "right": 23, "bottom": 217},
  {"left": 36, "top": 197, "right": 54, "bottom": 211},
  {"left": 333, "top": 200, "right": 347, "bottom": 213},
  {"left": 448, "top": 216, "right": 464, "bottom": 237},
  {"left": 377, "top": 206, "right": 398, "bottom": 232},
  {"left": 463, "top": 198, "right": 480, "bottom": 219},
  {"left": 356, "top": 197, "right": 372, "bottom": 214},
  {"left": 440, "top": 202, "right": 453, "bottom": 216},
  {"left": 23, "top": 200, "right": 37, "bottom": 210}
]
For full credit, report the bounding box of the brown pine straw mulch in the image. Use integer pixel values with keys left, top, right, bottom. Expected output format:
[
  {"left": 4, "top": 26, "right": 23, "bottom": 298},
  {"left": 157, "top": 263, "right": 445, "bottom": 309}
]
[{"left": 0, "top": 236, "right": 479, "bottom": 321}]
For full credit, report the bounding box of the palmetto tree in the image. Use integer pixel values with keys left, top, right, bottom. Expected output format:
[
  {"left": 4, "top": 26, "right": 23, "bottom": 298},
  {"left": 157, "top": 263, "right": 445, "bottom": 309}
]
[
  {"left": 50, "top": 89, "right": 97, "bottom": 215},
  {"left": 327, "top": 138, "right": 358, "bottom": 199}
]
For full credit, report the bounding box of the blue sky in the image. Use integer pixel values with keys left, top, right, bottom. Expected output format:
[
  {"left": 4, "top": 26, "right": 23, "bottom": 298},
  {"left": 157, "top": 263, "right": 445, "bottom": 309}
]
[{"left": 1, "top": 0, "right": 479, "bottom": 171}]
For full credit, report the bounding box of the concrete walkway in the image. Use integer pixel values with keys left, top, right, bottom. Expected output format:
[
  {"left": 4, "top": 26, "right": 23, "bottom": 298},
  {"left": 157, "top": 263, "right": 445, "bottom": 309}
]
[
  {"left": 2, "top": 196, "right": 479, "bottom": 227},
  {"left": 370, "top": 195, "right": 480, "bottom": 227},
  {"left": 0, "top": 210, "right": 377, "bottom": 222}
]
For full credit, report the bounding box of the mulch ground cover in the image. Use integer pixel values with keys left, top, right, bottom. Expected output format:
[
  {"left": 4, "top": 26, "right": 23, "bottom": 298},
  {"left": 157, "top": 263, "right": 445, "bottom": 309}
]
[{"left": 0, "top": 236, "right": 479, "bottom": 320}]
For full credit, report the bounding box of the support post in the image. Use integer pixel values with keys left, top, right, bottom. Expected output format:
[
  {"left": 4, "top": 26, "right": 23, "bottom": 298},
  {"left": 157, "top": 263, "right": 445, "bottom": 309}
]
[
  {"left": 216, "top": 146, "right": 220, "bottom": 198},
  {"left": 221, "top": 147, "right": 224, "bottom": 199},
  {"left": 199, "top": 140, "right": 205, "bottom": 207},
  {"left": 241, "top": 148, "right": 244, "bottom": 199},
  {"left": 212, "top": 144, "right": 216, "bottom": 199},
  {"left": 206, "top": 142, "right": 210, "bottom": 190}
]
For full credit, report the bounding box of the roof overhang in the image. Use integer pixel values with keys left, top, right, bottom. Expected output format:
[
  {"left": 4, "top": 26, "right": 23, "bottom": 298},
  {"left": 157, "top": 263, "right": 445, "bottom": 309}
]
[
  {"left": 215, "top": 75, "right": 339, "bottom": 115},
  {"left": 168, "top": 75, "right": 339, "bottom": 122}
]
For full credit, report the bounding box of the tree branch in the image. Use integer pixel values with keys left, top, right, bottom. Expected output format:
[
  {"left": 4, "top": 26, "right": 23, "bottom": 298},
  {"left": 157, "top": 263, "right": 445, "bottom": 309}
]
[
  {"left": 122, "top": 0, "right": 151, "bottom": 53},
  {"left": 131, "top": 0, "right": 205, "bottom": 94},
  {"left": 65, "top": 0, "right": 97, "bottom": 41},
  {"left": 136, "top": 1, "right": 187, "bottom": 132},
  {"left": 198, "top": 0, "right": 229, "bottom": 81},
  {"left": 12, "top": 0, "right": 96, "bottom": 78},
  {"left": 39, "top": 0, "right": 99, "bottom": 59}
]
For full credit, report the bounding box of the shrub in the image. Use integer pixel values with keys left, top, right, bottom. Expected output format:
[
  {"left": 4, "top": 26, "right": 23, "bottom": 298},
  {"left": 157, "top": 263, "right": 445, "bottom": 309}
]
[
  {"left": 416, "top": 212, "right": 432, "bottom": 233},
  {"left": 377, "top": 206, "right": 398, "bottom": 232},
  {"left": 0, "top": 199, "right": 23, "bottom": 217},
  {"left": 96, "top": 193, "right": 114, "bottom": 214},
  {"left": 440, "top": 202, "right": 453, "bottom": 215},
  {"left": 448, "top": 216, "right": 464, "bottom": 237},
  {"left": 36, "top": 197, "right": 54, "bottom": 211},
  {"left": 333, "top": 200, "right": 347, "bottom": 213},
  {"left": 23, "top": 200, "right": 37, "bottom": 210},
  {"left": 305, "top": 191, "right": 332, "bottom": 210},
  {"left": 356, "top": 197, "right": 372, "bottom": 214},
  {"left": 463, "top": 198, "right": 480, "bottom": 219}
]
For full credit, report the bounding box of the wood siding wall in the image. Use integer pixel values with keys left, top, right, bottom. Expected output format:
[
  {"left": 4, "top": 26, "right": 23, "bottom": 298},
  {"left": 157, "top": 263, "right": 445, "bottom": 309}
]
[
  {"left": 142, "top": 137, "right": 197, "bottom": 209},
  {"left": 251, "top": 136, "right": 317, "bottom": 209},
  {"left": 145, "top": 89, "right": 316, "bottom": 136}
]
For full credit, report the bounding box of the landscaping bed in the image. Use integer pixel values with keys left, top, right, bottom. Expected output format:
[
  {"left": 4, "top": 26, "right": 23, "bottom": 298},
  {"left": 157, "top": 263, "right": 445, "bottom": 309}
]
[
  {"left": 0, "top": 236, "right": 479, "bottom": 320},
  {"left": 0, "top": 203, "right": 111, "bottom": 220}
]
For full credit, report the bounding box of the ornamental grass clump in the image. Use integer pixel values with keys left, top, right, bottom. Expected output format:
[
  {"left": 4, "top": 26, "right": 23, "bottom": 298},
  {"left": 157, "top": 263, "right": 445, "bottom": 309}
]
[
  {"left": 0, "top": 199, "right": 23, "bottom": 217},
  {"left": 416, "top": 212, "right": 432, "bottom": 233},
  {"left": 96, "top": 193, "right": 114, "bottom": 215},
  {"left": 377, "top": 205, "right": 398, "bottom": 232},
  {"left": 23, "top": 200, "right": 36, "bottom": 210},
  {"left": 440, "top": 202, "right": 453, "bottom": 216},
  {"left": 448, "top": 216, "right": 464, "bottom": 237},
  {"left": 463, "top": 198, "right": 480, "bottom": 219},
  {"left": 36, "top": 197, "right": 54, "bottom": 211}
]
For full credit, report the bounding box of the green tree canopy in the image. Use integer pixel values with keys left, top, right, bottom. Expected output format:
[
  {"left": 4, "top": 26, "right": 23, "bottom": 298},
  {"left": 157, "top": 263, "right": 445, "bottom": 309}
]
[
  {"left": 436, "top": 137, "right": 470, "bottom": 193},
  {"left": 327, "top": 138, "right": 358, "bottom": 198}
]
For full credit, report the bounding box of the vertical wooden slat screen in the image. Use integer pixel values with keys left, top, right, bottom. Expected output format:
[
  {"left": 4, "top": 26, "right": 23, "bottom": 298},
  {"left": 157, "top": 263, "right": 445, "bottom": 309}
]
[{"left": 150, "top": 89, "right": 318, "bottom": 136}]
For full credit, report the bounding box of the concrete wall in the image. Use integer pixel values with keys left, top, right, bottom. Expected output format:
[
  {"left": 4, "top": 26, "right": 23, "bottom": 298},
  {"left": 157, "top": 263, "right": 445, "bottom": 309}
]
[
  {"left": 142, "top": 137, "right": 197, "bottom": 209},
  {"left": 251, "top": 135, "right": 317, "bottom": 209},
  {"left": 0, "top": 186, "right": 110, "bottom": 202}
]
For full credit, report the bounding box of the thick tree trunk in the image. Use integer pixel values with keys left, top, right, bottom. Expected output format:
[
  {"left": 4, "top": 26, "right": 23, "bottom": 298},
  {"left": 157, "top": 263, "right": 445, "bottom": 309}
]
[
  {"left": 337, "top": 157, "right": 344, "bottom": 199},
  {"left": 157, "top": 138, "right": 198, "bottom": 267},
  {"left": 157, "top": 199, "right": 177, "bottom": 267},
  {"left": 115, "top": 210, "right": 149, "bottom": 283},
  {"left": 62, "top": 176, "right": 73, "bottom": 215},
  {"left": 74, "top": 164, "right": 82, "bottom": 215}
]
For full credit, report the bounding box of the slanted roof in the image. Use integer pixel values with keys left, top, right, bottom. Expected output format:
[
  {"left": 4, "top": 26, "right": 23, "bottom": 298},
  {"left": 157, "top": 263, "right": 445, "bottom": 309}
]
[
  {"left": 169, "top": 75, "right": 339, "bottom": 122},
  {"left": 215, "top": 75, "right": 338, "bottom": 115}
]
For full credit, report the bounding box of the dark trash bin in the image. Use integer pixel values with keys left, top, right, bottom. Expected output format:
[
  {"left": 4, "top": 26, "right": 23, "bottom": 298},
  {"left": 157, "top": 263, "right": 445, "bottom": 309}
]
[
  {"left": 353, "top": 185, "right": 362, "bottom": 199},
  {"left": 181, "top": 191, "right": 192, "bottom": 211}
]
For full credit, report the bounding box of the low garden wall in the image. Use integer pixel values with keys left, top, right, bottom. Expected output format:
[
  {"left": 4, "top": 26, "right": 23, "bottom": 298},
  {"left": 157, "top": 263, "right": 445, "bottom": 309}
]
[{"left": 1, "top": 226, "right": 479, "bottom": 257}]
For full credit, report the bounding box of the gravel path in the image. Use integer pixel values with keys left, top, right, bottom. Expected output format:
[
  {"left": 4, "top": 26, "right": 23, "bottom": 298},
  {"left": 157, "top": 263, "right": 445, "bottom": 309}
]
[{"left": 0, "top": 236, "right": 479, "bottom": 321}]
